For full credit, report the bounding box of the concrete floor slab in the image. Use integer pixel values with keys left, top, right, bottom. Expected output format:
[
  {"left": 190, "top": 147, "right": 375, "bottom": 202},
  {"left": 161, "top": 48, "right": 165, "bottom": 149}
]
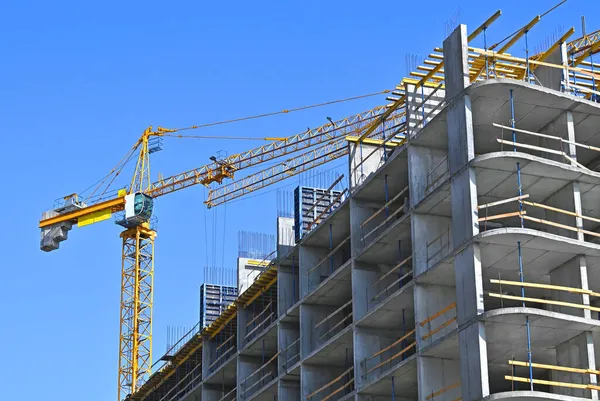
[{"left": 484, "top": 390, "right": 593, "bottom": 401}]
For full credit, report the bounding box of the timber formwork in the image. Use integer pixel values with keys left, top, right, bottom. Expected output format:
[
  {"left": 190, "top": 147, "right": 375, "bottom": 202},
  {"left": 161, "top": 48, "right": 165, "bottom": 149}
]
[{"left": 130, "top": 14, "right": 600, "bottom": 401}]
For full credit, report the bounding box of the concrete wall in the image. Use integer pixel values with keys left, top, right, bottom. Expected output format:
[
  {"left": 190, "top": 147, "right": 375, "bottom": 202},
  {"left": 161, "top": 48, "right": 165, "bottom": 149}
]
[{"left": 349, "top": 143, "right": 386, "bottom": 190}]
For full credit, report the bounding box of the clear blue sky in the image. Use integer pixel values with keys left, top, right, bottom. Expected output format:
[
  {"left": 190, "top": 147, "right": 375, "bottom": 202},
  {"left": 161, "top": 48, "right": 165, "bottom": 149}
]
[{"left": 0, "top": 0, "right": 598, "bottom": 399}]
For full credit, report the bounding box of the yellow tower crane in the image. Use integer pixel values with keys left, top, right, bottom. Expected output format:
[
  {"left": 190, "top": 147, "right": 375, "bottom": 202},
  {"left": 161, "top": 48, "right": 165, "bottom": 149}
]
[{"left": 38, "top": 103, "right": 403, "bottom": 401}]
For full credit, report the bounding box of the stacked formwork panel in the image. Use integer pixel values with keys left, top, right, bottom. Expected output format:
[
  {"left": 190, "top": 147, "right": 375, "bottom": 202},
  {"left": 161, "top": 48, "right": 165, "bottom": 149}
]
[
  {"left": 201, "top": 284, "right": 238, "bottom": 329},
  {"left": 133, "top": 21, "right": 600, "bottom": 401}
]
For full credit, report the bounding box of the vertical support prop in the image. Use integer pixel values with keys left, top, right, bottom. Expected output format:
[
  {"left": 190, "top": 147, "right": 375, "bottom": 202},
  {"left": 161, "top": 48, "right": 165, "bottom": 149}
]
[
  {"left": 384, "top": 174, "right": 390, "bottom": 219},
  {"left": 329, "top": 224, "right": 334, "bottom": 273}
]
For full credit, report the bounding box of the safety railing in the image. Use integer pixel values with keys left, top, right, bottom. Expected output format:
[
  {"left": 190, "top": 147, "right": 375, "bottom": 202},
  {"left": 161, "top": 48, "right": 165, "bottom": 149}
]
[
  {"left": 407, "top": 81, "right": 446, "bottom": 134},
  {"left": 245, "top": 301, "right": 277, "bottom": 345},
  {"left": 360, "top": 185, "right": 409, "bottom": 246},
  {"left": 281, "top": 338, "right": 300, "bottom": 371},
  {"left": 316, "top": 300, "right": 353, "bottom": 343},
  {"left": 420, "top": 303, "right": 457, "bottom": 343},
  {"left": 425, "top": 381, "right": 461, "bottom": 401},
  {"left": 477, "top": 193, "right": 600, "bottom": 241},
  {"left": 240, "top": 352, "right": 279, "bottom": 400},
  {"left": 307, "top": 366, "right": 354, "bottom": 401},
  {"left": 488, "top": 278, "right": 600, "bottom": 316},
  {"left": 369, "top": 255, "right": 413, "bottom": 308},
  {"left": 505, "top": 360, "right": 600, "bottom": 392},
  {"left": 362, "top": 330, "right": 416, "bottom": 381},
  {"left": 426, "top": 228, "right": 451, "bottom": 268},
  {"left": 306, "top": 236, "right": 351, "bottom": 292},
  {"left": 467, "top": 47, "right": 600, "bottom": 102},
  {"left": 491, "top": 123, "right": 599, "bottom": 169},
  {"left": 208, "top": 334, "right": 236, "bottom": 374}
]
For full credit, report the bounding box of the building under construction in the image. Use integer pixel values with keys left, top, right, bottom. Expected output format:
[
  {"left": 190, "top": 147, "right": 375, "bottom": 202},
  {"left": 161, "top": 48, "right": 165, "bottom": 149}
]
[
  {"left": 35, "top": 3, "right": 600, "bottom": 401},
  {"left": 103, "top": 9, "right": 600, "bottom": 401}
]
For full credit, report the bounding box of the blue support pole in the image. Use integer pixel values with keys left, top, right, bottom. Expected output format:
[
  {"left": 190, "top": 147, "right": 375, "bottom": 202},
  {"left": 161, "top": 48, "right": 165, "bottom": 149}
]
[
  {"left": 421, "top": 85, "right": 426, "bottom": 123},
  {"left": 292, "top": 256, "right": 296, "bottom": 304},
  {"left": 525, "top": 31, "right": 530, "bottom": 82},
  {"left": 402, "top": 309, "right": 406, "bottom": 361},
  {"left": 510, "top": 89, "right": 517, "bottom": 150},
  {"left": 392, "top": 376, "right": 396, "bottom": 401},
  {"left": 484, "top": 27, "right": 489, "bottom": 78},
  {"left": 329, "top": 224, "right": 334, "bottom": 273},
  {"left": 384, "top": 174, "right": 390, "bottom": 219}
]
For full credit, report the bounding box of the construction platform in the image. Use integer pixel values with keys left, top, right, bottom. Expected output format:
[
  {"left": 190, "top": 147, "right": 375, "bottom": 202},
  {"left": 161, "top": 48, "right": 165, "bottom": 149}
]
[{"left": 126, "top": 21, "right": 600, "bottom": 401}]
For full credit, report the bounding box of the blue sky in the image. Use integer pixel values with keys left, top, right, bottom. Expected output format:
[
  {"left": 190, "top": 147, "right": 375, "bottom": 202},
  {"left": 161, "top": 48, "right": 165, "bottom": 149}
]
[{"left": 1, "top": 0, "right": 599, "bottom": 399}]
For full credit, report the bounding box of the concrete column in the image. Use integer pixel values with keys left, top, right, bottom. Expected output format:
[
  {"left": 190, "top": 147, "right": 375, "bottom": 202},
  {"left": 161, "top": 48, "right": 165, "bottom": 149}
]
[
  {"left": 417, "top": 356, "right": 461, "bottom": 401},
  {"left": 444, "top": 24, "right": 490, "bottom": 401},
  {"left": 535, "top": 44, "right": 564, "bottom": 91},
  {"left": 202, "top": 336, "right": 216, "bottom": 378},
  {"left": 277, "top": 217, "right": 295, "bottom": 258},
  {"left": 278, "top": 264, "right": 299, "bottom": 315}
]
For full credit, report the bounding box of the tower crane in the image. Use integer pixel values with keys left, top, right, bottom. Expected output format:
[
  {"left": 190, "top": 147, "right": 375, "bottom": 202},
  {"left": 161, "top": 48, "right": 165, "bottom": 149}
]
[{"left": 38, "top": 102, "right": 403, "bottom": 401}]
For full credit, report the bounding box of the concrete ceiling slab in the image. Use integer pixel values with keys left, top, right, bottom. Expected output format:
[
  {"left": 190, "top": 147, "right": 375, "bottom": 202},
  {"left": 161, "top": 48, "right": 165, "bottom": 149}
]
[
  {"left": 305, "top": 260, "right": 352, "bottom": 306},
  {"left": 303, "top": 326, "right": 354, "bottom": 366}
]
